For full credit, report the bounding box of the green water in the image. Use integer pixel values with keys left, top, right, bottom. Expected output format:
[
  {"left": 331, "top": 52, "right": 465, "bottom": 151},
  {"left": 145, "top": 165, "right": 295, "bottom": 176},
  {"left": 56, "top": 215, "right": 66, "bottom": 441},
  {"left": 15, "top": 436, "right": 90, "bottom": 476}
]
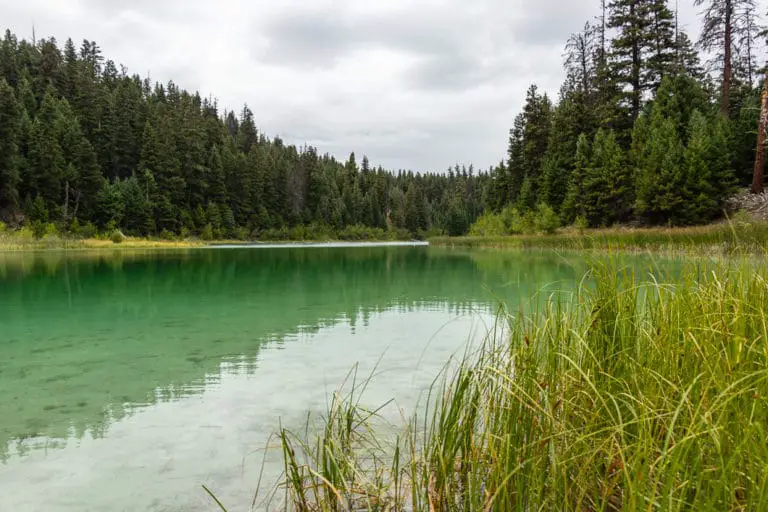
[{"left": 0, "top": 246, "right": 649, "bottom": 511}]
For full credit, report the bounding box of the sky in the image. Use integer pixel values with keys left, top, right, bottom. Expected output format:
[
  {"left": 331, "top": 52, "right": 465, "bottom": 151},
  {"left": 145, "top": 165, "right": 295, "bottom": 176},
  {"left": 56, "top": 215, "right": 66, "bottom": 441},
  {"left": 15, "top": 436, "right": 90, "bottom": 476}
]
[{"left": 1, "top": 0, "right": 763, "bottom": 172}]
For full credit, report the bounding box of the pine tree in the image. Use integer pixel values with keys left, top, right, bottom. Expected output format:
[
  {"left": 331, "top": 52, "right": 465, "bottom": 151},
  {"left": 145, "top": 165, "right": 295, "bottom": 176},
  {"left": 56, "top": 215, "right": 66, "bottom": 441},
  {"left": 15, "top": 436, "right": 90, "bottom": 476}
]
[
  {"left": 674, "top": 31, "right": 705, "bottom": 80},
  {"left": 562, "top": 133, "right": 592, "bottom": 224},
  {"left": 540, "top": 81, "right": 597, "bottom": 210},
  {"left": 644, "top": 0, "right": 677, "bottom": 89},
  {"left": 0, "top": 78, "right": 21, "bottom": 217},
  {"left": 695, "top": 0, "right": 759, "bottom": 116},
  {"left": 608, "top": 0, "right": 676, "bottom": 120},
  {"left": 520, "top": 85, "right": 552, "bottom": 207},
  {"left": 26, "top": 88, "right": 65, "bottom": 211},
  {"left": 634, "top": 108, "right": 686, "bottom": 224},
  {"left": 404, "top": 182, "right": 427, "bottom": 234},
  {"left": 682, "top": 110, "right": 735, "bottom": 222},
  {"left": 608, "top": 0, "right": 650, "bottom": 120},
  {"left": 582, "top": 129, "right": 633, "bottom": 226}
]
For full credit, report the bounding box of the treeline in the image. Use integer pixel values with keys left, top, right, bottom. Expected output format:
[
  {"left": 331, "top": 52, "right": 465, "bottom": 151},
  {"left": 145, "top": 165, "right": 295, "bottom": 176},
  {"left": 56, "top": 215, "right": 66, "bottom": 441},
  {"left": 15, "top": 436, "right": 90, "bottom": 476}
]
[
  {"left": 1, "top": 0, "right": 766, "bottom": 240},
  {"left": 0, "top": 32, "right": 491, "bottom": 239},
  {"left": 485, "top": 0, "right": 766, "bottom": 230}
]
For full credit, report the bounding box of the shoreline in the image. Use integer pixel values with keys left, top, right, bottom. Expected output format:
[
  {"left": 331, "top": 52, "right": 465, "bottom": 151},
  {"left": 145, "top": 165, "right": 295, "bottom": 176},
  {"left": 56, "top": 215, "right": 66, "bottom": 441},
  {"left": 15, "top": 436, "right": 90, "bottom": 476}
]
[
  {"left": 2, "top": 220, "right": 767, "bottom": 253},
  {"left": 428, "top": 221, "right": 768, "bottom": 253},
  {"left": 0, "top": 236, "right": 429, "bottom": 252}
]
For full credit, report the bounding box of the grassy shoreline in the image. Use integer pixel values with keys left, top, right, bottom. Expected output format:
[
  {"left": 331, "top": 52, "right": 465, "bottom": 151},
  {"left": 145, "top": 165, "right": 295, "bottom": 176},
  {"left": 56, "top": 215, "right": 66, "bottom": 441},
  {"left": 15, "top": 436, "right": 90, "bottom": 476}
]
[
  {"left": 429, "top": 221, "right": 768, "bottom": 253},
  {"left": 3, "top": 220, "right": 767, "bottom": 253},
  {"left": 269, "top": 261, "right": 768, "bottom": 511},
  {"left": 0, "top": 234, "right": 420, "bottom": 252}
]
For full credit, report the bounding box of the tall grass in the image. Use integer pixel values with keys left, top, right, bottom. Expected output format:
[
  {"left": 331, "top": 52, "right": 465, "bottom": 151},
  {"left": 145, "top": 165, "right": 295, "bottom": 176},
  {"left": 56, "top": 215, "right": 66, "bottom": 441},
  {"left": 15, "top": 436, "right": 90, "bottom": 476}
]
[
  {"left": 272, "top": 261, "right": 768, "bottom": 511},
  {"left": 430, "top": 220, "right": 768, "bottom": 254}
]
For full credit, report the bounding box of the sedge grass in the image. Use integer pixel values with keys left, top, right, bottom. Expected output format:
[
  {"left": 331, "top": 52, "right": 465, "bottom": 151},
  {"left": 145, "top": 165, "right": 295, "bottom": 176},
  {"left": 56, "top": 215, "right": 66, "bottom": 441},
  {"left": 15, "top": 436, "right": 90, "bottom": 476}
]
[
  {"left": 269, "top": 261, "right": 768, "bottom": 511},
  {"left": 429, "top": 220, "right": 768, "bottom": 254}
]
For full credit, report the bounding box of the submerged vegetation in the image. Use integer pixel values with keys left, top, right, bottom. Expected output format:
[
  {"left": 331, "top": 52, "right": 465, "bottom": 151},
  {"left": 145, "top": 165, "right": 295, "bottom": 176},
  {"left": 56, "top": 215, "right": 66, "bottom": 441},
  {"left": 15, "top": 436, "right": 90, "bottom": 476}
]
[{"left": 267, "top": 261, "right": 768, "bottom": 511}]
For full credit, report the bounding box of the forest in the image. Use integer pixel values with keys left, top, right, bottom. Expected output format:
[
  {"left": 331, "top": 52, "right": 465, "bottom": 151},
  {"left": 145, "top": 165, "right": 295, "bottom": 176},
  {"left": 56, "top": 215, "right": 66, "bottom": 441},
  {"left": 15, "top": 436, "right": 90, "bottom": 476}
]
[{"left": 0, "top": 0, "right": 766, "bottom": 240}]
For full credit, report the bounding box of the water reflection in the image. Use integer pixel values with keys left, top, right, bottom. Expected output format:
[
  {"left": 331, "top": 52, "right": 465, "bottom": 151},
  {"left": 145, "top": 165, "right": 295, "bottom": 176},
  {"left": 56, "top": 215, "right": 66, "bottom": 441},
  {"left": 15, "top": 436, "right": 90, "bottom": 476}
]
[{"left": 0, "top": 247, "right": 596, "bottom": 462}]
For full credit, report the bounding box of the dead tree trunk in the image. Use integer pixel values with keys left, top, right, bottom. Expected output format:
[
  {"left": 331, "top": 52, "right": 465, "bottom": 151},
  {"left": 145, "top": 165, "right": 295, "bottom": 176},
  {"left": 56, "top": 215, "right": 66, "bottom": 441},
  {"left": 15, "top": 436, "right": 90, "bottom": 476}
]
[
  {"left": 752, "top": 75, "right": 768, "bottom": 194},
  {"left": 63, "top": 180, "right": 70, "bottom": 221}
]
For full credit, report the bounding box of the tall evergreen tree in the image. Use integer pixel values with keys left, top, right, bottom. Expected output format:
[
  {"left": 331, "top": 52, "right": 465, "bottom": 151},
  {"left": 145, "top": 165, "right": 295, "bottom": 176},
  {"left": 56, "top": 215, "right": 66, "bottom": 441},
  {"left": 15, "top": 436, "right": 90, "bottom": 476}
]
[
  {"left": 695, "top": 0, "right": 759, "bottom": 116},
  {"left": 0, "top": 78, "right": 21, "bottom": 218},
  {"left": 582, "top": 129, "right": 633, "bottom": 226},
  {"left": 562, "top": 133, "right": 592, "bottom": 224}
]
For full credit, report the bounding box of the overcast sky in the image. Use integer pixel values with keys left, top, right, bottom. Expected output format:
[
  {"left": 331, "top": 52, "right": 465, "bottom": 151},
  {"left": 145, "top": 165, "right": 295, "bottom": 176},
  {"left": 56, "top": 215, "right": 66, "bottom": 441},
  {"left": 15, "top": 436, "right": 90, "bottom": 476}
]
[{"left": 2, "top": 0, "right": 766, "bottom": 172}]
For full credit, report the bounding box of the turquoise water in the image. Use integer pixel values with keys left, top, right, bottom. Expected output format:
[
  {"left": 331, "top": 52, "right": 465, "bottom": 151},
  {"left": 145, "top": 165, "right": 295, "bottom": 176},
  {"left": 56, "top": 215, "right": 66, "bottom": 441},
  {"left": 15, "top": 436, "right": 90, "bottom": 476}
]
[{"left": 0, "top": 246, "right": 632, "bottom": 510}]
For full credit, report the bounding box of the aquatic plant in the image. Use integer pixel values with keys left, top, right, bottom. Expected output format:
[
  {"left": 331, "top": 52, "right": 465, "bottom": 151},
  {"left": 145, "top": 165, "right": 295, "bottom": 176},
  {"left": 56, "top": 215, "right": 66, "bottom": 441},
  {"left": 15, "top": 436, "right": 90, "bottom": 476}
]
[{"left": 270, "top": 261, "right": 768, "bottom": 511}]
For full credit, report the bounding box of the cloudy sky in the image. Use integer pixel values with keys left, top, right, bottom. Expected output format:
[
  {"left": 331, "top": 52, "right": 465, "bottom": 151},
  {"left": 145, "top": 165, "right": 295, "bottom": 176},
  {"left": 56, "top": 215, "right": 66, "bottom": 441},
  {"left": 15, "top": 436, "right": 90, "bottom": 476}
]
[{"left": 2, "top": 0, "right": 763, "bottom": 172}]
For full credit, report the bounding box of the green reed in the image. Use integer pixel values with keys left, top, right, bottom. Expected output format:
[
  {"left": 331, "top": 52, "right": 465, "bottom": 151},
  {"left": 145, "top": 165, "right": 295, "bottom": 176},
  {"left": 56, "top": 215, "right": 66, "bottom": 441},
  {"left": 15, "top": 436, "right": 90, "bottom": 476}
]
[
  {"left": 430, "top": 220, "right": 768, "bottom": 255},
  {"left": 271, "top": 260, "right": 768, "bottom": 511}
]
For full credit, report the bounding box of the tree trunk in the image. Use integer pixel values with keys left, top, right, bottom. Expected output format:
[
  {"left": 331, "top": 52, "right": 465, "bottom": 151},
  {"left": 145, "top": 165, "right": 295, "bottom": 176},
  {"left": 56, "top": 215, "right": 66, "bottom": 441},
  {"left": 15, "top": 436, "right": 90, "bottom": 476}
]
[
  {"left": 722, "top": 0, "right": 732, "bottom": 117},
  {"left": 752, "top": 75, "right": 767, "bottom": 194},
  {"left": 63, "top": 180, "right": 70, "bottom": 221},
  {"left": 630, "top": 3, "right": 641, "bottom": 120}
]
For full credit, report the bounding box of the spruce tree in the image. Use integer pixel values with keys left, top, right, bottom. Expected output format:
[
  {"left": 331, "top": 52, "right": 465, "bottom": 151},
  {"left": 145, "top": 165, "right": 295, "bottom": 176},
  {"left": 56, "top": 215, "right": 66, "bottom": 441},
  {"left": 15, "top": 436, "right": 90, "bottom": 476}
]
[
  {"left": 0, "top": 78, "right": 21, "bottom": 217},
  {"left": 562, "top": 133, "right": 592, "bottom": 224},
  {"left": 608, "top": 0, "right": 676, "bottom": 120},
  {"left": 582, "top": 129, "right": 633, "bottom": 226},
  {"left": 634, "top": 109, "right": 686, "bottom": 224}
]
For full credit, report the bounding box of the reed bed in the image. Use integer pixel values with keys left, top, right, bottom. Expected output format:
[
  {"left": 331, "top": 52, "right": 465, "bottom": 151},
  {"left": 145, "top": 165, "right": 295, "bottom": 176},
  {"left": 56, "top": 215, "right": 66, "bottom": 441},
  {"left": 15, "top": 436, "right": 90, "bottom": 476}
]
[
  {"left": 429, "top": 221, "right": 768, "bottom": 254},
  {"left": 272, "top": 261, "right": 768, "bottom": 511}
]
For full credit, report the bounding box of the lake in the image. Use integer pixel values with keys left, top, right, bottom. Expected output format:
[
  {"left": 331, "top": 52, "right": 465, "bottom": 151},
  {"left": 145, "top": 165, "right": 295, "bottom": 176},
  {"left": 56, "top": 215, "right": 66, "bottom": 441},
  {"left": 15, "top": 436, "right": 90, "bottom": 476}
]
[{"left": 0, "top": 245, "right": 653, "bottom": 511}]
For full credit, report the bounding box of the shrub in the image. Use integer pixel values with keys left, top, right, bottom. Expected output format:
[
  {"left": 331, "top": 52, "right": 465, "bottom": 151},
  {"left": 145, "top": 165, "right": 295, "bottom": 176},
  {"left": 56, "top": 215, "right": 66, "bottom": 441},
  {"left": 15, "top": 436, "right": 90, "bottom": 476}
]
[
  {"left": 69, "top": 218, "right": 82, "bottom": 236},
  {"left": 44, "top": 223, "right": 59, "bottom": 237},
  {"left": 159, "top": 229, "right": 177, "bottom": 241},
  {"left": 534, "top": 203, "right": 560, "bottom": 234},
  {"left": 0, "top": 221, "right": 6, "bottom": 233},
  {"left": 200, "top": 223, "right": 214, "bottom": 241},
  {"left": 16, "top": 227, "right": 34, "bottom": 241},
  {"left": 31, "top": 221, "right": 47, "bottom": 239},
  {"left": 469, "top": 212, "right": 506, "bottom": 236},
  {"left": 81, "top": 222, "right": 98, "bottom": 238},
  {"left": 110, "top": 230, "right": 125, "bottom": 244},
  {"left": 573, "top": 215, "right": 589, "bottom": 233},
  {"left": 235, "top": 226, "right": 249, "bottom": 241}
]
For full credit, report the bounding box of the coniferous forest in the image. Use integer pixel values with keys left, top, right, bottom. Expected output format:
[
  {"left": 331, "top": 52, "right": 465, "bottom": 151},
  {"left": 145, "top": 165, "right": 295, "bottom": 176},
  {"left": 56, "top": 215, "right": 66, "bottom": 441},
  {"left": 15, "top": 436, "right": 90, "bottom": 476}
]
[{"left": 0, "top": 0, "right": 766, "bottom": 240}]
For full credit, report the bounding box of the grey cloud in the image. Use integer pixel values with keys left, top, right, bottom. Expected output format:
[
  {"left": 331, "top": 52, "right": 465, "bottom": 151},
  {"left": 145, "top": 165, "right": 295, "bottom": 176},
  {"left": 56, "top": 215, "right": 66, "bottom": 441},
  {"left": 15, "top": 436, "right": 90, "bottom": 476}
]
[
  {"left": 256, "top": 6, "right": 468, "bottom": 67},
  {"left": 510, "top": 0, "right": 597, "bottom": 45}
]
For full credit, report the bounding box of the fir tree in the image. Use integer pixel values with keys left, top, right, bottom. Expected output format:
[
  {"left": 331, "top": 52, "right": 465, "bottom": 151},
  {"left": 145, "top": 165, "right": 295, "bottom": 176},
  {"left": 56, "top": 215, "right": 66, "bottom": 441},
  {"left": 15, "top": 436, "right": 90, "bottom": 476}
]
[
  {"left": 0, "top": 78, "right": 21, "bottom": 217},
  {"left": 582, "top": 129, "right": 633, "bottom": 226},
  {"left": 562, "top": 133, "right": 592, "bottom": 224},
  {"left": 634, "top": 109, "right": 686, "bottom": 224}
]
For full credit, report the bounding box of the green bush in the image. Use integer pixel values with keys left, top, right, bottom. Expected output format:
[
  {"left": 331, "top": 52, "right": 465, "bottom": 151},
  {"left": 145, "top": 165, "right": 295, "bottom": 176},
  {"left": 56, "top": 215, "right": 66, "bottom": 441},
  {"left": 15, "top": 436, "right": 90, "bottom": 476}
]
[
  {"left": 81, "top": 222, "right": 98, "bottom": 238},
  {"left": 235, "top": 226, "right": 249, "bottom": 241},
  {"left": 110, "top": 230, "right": 125, "bottom": 244},
  {"left": 69, "top": 218, "right": 82, "bottom": 236},
  {"left": 31, "top": 221, "right": 47, "bottom": 239},
  {"left": 200, "top": 223, "right": 214, "bottom": 241},
  {"left": 16, "top": 227, "right": 34, "bottom": 241},
  {"left": 534, "top": 203, "right": 560, "bottom": 234},
  {"left": 44, "top": 223, "right": 59, "bottom": 237},
  {"left": 573, "top": 215, "right": 589, "bottom": 233},
  {"left": 469, "top": 212, "right": 505, "bottom": 236},
  {"left": 159, "top": 229, "right": 177, "bottom": 241},
  {"left": 0, "top": 221, "right": 6, "bottom": 233}
]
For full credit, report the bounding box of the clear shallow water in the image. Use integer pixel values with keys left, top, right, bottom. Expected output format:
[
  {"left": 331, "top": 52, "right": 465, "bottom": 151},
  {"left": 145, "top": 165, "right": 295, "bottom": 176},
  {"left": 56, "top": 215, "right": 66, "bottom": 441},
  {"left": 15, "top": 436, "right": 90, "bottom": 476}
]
[{"left": 0, "top": 246, "right": 654, "bottom": 511}]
